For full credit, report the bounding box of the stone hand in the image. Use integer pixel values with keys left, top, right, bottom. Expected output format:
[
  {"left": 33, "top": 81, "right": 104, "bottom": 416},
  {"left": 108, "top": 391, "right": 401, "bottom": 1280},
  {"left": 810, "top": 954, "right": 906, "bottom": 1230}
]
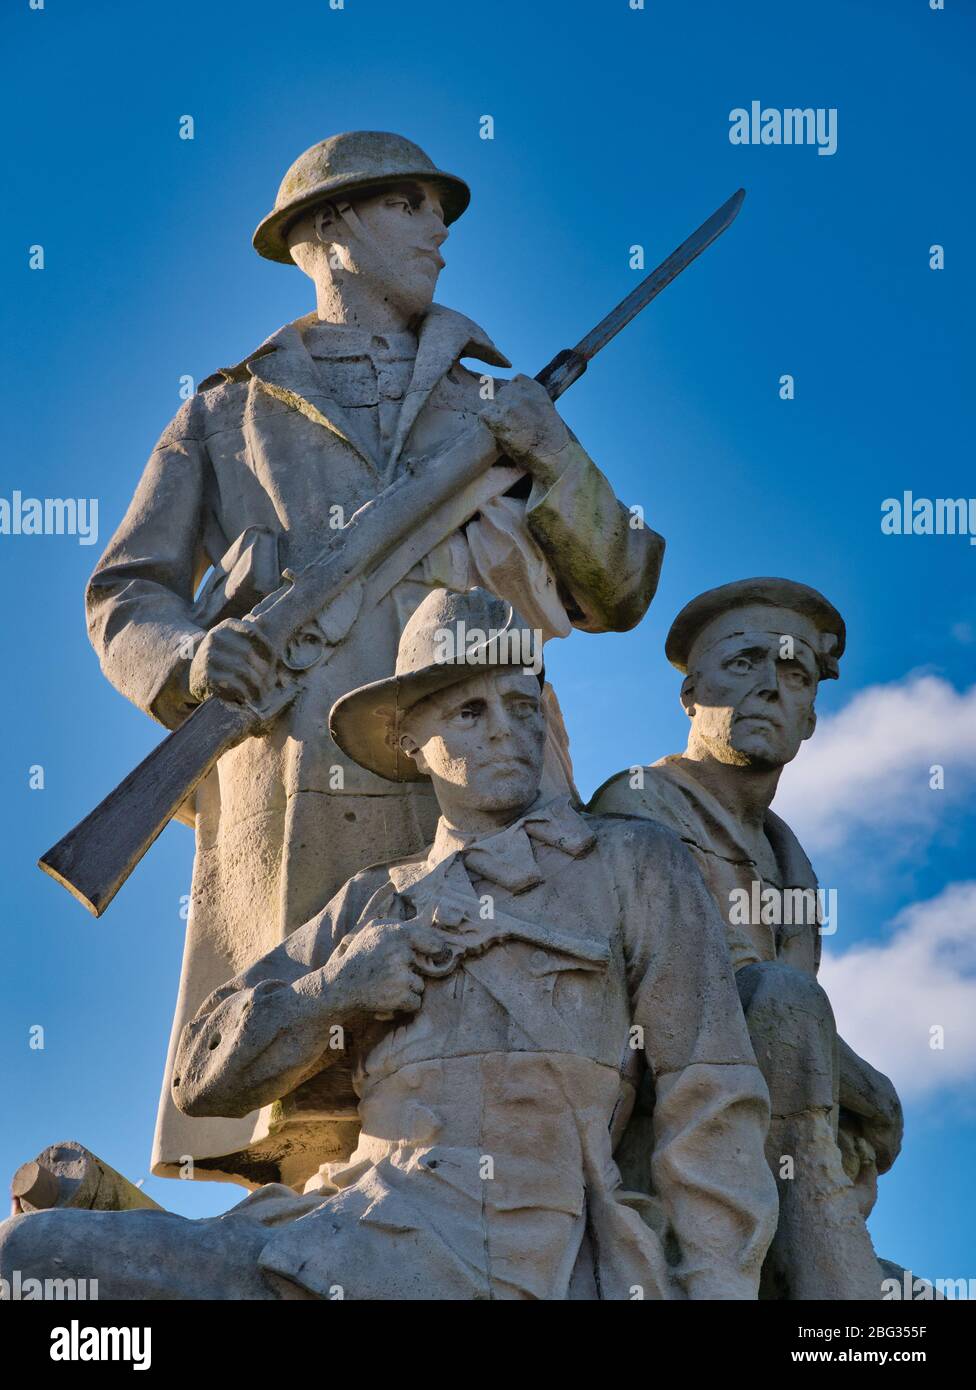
[
  {"left": 480, "top": 373, "right": 571, "bottom": 486},
  {"left": 325, "top": 913, "right": 449, "bottom": 1020},
  {"left": 188, "top": 618, "right": 277, "bottom": 705}
]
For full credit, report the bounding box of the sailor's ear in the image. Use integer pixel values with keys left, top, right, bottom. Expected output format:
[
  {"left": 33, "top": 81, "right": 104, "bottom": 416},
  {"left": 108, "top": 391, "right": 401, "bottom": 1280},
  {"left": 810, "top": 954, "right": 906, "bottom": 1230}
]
[
  {"left": 802, "top": 707, "right": 817, "bottom": 742},
  {"left": 679, "top": 675, "right": 696, "bottom": 720}
]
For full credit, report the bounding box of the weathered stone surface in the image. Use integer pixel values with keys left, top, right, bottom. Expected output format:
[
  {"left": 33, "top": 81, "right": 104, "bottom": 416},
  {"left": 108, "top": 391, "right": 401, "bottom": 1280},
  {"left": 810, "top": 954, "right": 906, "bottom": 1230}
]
[
  {"left": 10, "top": 1143, "right": 162, "bottom": 1216},
  {"left": 83, "top": 133, "right": 663, "bottom": 1188},
  {"left": 589, "top": 577, "right": 904, "bottom": 1300},
  {"left": 2, "top": 592, "right": 775, "bottom": 1299},
  {"left": 10, "top": 131, "right": 912, "bottom": 1305}
]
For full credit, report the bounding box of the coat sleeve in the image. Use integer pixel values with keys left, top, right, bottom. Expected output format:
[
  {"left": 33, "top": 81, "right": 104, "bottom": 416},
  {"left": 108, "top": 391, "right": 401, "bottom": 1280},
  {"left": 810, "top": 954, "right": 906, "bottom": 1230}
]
[
  {"left": 612, "top": 820, "right": 779, "bottom": 1300},
  {"left": 523, "top": 433, "right": 664, "bottom": 633},
  {"left": 86, "top": 395, "right": 213, "bottom": 729},
  {"left": 172, "top": 867, "right": 390, "bottom": 1120}
]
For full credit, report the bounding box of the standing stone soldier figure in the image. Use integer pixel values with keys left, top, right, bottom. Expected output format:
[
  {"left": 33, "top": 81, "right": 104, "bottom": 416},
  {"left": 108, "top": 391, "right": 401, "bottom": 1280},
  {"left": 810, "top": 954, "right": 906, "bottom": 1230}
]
[
  {"left": 590, "top": 579, "right": 903, "bottom": 1299},
  {"left": 86, "top": 132, "right": 663, "bottom": 1188},
  {"left": 1, "top": 589, "right": 776, "bottom": 1300}
]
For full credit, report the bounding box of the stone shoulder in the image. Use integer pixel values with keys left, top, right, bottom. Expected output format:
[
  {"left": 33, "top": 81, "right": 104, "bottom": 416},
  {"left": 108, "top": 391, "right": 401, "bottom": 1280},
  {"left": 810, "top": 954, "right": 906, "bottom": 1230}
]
[
  {"left": 580, "top": 804, "right": 693, "bottom": 863},
  {"left": 587, "top": 765, "right": 682, "bottom": 825}
]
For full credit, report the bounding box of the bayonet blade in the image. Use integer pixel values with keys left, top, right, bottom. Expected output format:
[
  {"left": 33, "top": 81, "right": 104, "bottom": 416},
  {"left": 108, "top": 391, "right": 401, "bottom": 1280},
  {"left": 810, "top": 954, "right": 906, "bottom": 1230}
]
[
  {"left": 537, "top": 188, "right": 746, "bottom": 400},
  {"left": 578, "top": 188, "right": 745, "bottom": 361}
]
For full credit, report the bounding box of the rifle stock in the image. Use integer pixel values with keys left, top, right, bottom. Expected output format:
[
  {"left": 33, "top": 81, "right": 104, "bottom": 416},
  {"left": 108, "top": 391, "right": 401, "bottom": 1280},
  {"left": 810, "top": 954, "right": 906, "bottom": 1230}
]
[{"left": 39, "top": 698, "right": 260, "bottom": 916}]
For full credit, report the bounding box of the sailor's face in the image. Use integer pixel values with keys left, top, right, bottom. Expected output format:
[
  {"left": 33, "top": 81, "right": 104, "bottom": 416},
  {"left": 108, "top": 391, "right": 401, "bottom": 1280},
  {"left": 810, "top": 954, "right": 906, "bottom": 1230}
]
[
  {"left": 402, "top": 670, "right": 546, "bottom": 814},
  {"left": 332, "top": 179, "right": 448, "bottom": 316},
  {"left": 687, "top": 626, "right": 818, "bottom": 770}
]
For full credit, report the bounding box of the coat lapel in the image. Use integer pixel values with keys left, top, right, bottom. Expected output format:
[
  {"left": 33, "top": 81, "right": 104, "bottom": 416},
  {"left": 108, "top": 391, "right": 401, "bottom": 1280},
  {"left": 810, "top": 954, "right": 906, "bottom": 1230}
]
[
  {"left": 385, "top": 304, "right": 510, "bottom": 479},
  {"left": 244, "top": 319, "right": 376, "bottom": 467},
  {"left": 209, "top": 306, "right": 511, "bottom": 481}
]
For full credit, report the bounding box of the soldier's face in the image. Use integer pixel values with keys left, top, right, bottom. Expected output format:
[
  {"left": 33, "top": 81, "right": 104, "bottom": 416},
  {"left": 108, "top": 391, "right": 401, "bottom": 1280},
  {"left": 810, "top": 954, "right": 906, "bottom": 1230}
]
[
  {"left": 684, "top": 626, "right": 818, "bottom": 770},
  {"left": 400, "top": 670, "right": 546, "bottom": 818},
  {"left": 319, "top": 179, "right": 448, "bottom": 317}
]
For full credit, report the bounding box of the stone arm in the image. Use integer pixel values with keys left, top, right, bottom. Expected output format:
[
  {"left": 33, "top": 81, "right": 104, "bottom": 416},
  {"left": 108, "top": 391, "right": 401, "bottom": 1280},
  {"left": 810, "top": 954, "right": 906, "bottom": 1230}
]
[
  {"left": 592, "top": 777, "right": 904, "bottom": 1191},
  {"left": 613, "top": 821, "right": 779, "bottom": 1300},
  {"left": 837, "top": 1037, "right": 903, "bottom": 1174},
  {"left": 89, "top": 390, "right": 661, "bottom": 739},
  {"left": 86, "top": 396, "right": 214, "bottom": 730},
  {"left": 522, "top": 432, "right": 664, "bottom": 633},
  {"left": 478, "top": 374, "right": 663, "bottom": 633},
  {"left": 172, "top": 870, "right": 384, "bottom": 1120}
]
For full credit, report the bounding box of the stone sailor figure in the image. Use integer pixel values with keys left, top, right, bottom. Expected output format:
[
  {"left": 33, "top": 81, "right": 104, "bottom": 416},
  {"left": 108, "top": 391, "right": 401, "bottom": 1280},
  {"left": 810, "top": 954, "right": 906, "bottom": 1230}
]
[
  {"left": 2, "top": 589, "right": 777, "bottom": 1300},
  {"left": 84, "top": 132, "right": 664, "bottom": 1189},
  {"left": 589, "top": 578, "right": 903, "bottom": 1300}
]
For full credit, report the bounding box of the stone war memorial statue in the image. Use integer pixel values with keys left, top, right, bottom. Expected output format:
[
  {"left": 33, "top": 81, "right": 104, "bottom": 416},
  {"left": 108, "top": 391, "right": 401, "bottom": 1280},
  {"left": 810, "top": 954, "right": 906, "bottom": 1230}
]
[
  {"left": 3, "top": 590, "right": 779, "bottom": 1299},
  {"left": 68, "top": 131, "right": 684, "bottom": 1190},
  {"left": 35, "top": 131, "right": 747, "bottom": 1194},
  {"left": 12, "top": 131, "right": 908, "bottom": 1303},
  {"left": 590, "top": 579, "right": 905, "bottom": 1300}
]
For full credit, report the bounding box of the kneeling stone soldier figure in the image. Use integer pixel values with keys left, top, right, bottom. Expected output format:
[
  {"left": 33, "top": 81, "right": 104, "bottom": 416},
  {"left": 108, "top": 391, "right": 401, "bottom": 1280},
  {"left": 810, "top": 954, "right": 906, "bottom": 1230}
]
[
  {"left": 2, "top": 590, "right": 776, "bottom": 1300},
  {"left": 85, "top": 131, "right": 663, "bottom": 1188}
]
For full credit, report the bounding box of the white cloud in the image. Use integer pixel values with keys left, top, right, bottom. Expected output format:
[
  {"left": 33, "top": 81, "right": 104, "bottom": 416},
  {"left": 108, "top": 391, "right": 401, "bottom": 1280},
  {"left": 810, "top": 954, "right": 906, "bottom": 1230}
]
[
  {"left": 819, "top": 881, "right": 976, "bottom": 1101},
  {"left": 773, "top": 674, "right": 976, "bottom": 855}
]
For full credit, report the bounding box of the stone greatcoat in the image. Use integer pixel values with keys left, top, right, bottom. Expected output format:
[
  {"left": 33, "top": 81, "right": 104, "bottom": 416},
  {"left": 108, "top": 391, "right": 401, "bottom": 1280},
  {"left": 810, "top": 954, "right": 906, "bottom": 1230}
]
[{"left": 86, "top": 305, "right": 663, "bottom": 1187}]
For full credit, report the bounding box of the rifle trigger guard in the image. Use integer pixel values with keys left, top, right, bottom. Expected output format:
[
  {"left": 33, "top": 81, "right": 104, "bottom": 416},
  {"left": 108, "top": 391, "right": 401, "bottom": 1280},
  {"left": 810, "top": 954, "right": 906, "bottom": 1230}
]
[{"left": 417, "top": 940, "right": 463, "bottom": 978}]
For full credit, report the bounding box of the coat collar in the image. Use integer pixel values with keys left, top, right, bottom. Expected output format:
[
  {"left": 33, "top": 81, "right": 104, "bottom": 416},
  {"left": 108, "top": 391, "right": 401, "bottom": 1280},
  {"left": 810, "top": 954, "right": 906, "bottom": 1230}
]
[
  {"left": 200, "top": 304, "right": 511, "bottom": 477},
  {"left": 387, "top": 794, "right": 596, "bottom": 897},
  {"left": 383, "top": 305, "right": 510, "bottom": 480},
  {"left": 650, "top": 756, "right": 817, "bottom": 889}
]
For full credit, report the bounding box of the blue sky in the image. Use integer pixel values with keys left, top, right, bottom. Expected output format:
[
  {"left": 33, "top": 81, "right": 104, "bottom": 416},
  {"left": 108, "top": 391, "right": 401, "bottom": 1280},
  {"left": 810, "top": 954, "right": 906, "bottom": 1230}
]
[{"left": 2, "top": 0, "right": 973, "bottom": 1283}]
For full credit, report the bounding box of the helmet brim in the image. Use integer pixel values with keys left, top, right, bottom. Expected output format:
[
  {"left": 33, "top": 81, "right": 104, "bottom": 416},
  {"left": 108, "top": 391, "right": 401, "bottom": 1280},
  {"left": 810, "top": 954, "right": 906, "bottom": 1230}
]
[
  {"left": 253, "top": 170, "right": 470, "bottom": 264},
  {"left": 329, "top": 617, "right": 544, "bottom": 785}
]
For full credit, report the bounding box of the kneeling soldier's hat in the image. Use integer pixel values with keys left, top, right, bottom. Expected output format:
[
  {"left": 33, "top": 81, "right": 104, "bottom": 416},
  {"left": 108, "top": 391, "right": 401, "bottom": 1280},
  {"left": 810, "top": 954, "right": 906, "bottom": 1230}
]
[
  {"left": 329, "top": 587, "right": 543, "bottom": 784},
  {"left": 253, "top": 130, "right": 470, "bottom": 264},
  {"left": 666, "top": 577, "right": 846, "bottom": 680}
]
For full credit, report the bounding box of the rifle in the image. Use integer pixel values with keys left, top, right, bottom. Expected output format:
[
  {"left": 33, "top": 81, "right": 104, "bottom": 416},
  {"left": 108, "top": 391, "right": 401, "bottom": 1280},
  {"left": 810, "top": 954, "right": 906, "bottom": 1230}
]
[{"left": 39, "top": 190, "right": 745, "bottom": 916}]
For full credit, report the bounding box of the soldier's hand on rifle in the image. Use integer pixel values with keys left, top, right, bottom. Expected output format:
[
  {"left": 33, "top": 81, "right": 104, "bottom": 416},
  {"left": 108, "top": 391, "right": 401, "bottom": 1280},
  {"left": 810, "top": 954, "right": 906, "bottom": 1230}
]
[
  {"left": 324, "top": 913, "right": 448, "bottom": 1020},
  {"left": 188, "top": 618, "right": 277, "bottom": 706},
  {"left": 480, "top": 373, "right": 571, "bottom": 488}
]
